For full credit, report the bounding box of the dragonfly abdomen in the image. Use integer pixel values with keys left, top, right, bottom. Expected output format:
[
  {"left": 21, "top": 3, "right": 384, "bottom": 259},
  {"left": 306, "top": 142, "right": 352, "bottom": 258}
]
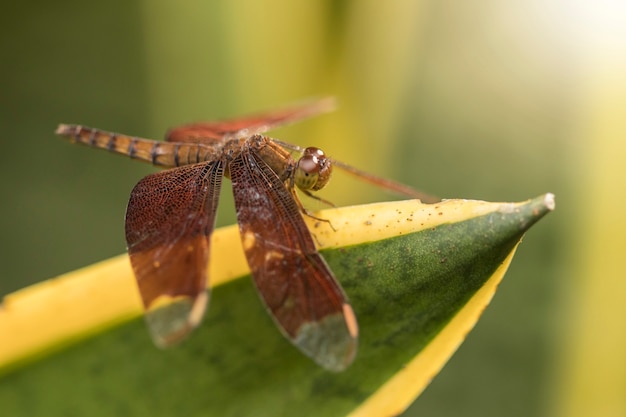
[{"left": 55, "top": 124, "right": 218, "bottom": 167}]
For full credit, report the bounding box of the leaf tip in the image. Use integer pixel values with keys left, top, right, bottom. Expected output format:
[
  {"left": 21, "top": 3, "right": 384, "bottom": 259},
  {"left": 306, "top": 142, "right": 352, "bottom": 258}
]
[{"left": 543, "top": 192, "right": 556, "bottom": 211}]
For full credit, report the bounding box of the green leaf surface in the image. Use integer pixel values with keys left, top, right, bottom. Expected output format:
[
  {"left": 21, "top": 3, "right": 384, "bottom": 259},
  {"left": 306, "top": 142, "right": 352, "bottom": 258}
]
[{"left": 0, "top": 195, "right": 553, "bottom": 416}]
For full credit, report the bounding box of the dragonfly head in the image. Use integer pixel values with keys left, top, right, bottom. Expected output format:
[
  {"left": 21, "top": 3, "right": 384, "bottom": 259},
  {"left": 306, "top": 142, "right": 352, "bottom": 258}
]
[{"left": 294, "top": 147, "right": 332, "bottom": 192}]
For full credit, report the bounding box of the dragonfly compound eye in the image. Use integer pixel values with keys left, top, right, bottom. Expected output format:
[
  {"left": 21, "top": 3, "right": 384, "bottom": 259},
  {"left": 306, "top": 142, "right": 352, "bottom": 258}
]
[{"left": 295, "top": 147, "right": 332, "bottom": 191}]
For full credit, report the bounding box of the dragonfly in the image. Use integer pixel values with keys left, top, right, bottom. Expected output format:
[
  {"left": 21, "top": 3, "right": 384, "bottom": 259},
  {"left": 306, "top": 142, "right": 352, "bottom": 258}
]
[{"left": 56, "top": 98, "right": 433, "bottom": 372}]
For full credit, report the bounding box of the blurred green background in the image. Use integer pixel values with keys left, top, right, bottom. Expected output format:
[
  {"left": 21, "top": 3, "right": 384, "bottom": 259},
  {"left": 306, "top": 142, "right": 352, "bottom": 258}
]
[{"left": 1, "top": 1, "right": 624, "bottom": 416}]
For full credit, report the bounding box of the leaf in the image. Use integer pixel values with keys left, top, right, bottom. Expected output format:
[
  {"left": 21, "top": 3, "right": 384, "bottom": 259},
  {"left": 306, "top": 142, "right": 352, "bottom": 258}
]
[{"left": 0, "top": 194, "right": 554, "bottom": 416}]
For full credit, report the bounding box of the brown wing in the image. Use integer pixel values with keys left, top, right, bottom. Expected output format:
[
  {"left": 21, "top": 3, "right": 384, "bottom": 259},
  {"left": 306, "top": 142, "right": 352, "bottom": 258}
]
[
  {"left": 125, "top": 161, "right": 223, "bottom": 347},
  {"left": 166, "top": 97, "right": 335, "bottom": 144},
  {"left": 228, "top": 141, "right": 358, "bottom": 371}
]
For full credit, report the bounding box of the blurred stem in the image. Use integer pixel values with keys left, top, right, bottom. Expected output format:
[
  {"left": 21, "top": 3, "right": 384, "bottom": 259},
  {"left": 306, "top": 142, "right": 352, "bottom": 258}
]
[{"left": 554, "top": 15, "right": 626, "bottom": 417}]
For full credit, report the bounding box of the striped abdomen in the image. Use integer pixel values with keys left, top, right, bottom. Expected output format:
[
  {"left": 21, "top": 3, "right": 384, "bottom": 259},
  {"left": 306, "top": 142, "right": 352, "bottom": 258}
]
[{"left": 55, "top": 124, "right": 220, "bottom": 168}]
